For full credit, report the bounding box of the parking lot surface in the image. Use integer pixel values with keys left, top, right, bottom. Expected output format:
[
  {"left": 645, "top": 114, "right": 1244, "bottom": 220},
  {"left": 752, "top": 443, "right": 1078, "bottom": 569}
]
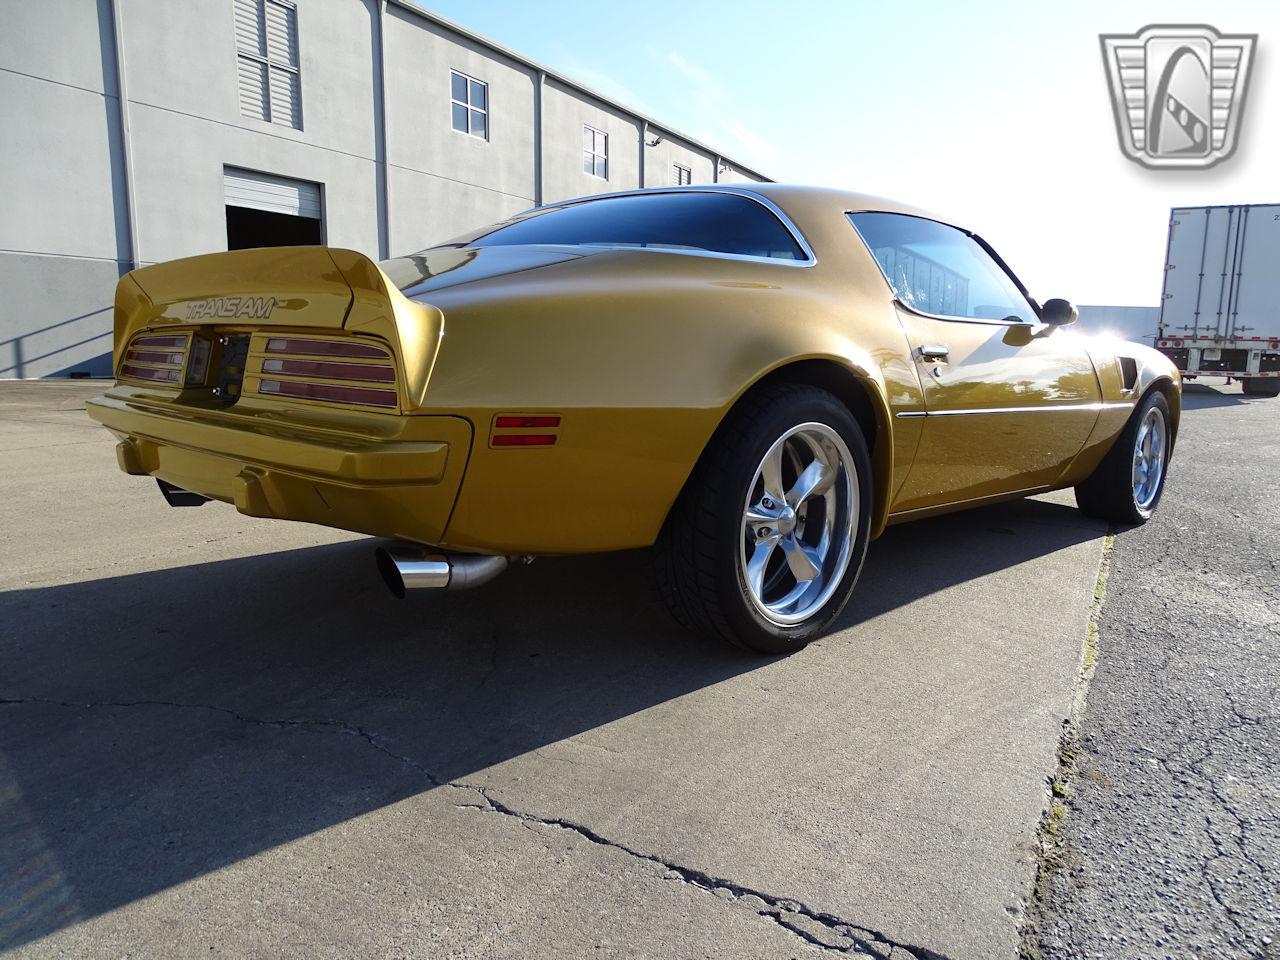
[
  {"left": 0, "top": 380, "right": 1154, "bottom": 959},
  {"left": 1032, "top": 383, "right": 1279, "bottom": 960}
]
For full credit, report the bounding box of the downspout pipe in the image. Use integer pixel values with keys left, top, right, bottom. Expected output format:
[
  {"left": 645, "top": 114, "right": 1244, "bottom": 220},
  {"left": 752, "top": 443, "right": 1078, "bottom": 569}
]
[
  {"left": 107, "top": 0, "right": 139, "bottom": 272},
  {"left": 371, "top": 0, "right": 391, "bottom": 259},
  {"left": 534, "top": 70, "right": 544, "bottom": 206},
  {"left": 639, "top": 121, "right": 646, "bottom": 189}
]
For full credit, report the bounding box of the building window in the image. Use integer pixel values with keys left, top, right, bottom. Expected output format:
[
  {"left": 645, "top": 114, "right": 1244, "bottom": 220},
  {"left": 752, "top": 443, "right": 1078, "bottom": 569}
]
[
  {"left": 583, "top": 125, "right": 608, "bottom": 179},
  {"left": 451, "top": 71, "right": 488, "bottom": 139},
  {"left": 233, "top": 0, "right": 302, "bottom": 130},
  {"left": 673, "top": 163, "right": 692, "bottom": 186}
]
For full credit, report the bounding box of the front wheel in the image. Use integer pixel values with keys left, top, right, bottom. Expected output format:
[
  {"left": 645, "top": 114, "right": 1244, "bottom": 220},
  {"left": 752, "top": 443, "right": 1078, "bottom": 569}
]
[
  {"left": 1075, "top": 390, "right": 1172, "bottom": 524},
  {"left": 654, "top": 383, "right": 873, "bottom": 654}
]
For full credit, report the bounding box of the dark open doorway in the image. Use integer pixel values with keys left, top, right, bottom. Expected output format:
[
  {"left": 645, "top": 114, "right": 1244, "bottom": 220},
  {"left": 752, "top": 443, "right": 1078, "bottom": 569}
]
[{"left": 225, "top": 205, "right": 323, "bottom": 250}]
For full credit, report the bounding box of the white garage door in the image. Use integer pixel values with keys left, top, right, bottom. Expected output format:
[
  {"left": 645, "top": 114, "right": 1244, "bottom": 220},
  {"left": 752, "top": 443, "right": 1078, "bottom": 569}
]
[{"left": 223, "top": 167, "right": 322, "bottom": 219}]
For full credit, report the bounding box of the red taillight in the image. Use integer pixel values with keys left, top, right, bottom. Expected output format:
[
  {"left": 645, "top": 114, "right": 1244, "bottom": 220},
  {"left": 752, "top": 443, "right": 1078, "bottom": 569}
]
[
  {"left": 127, "top": 349, "right": 185, "bottom": 365},
  {"left": 492, "top": 433, "right": 557, "bottom": 446},
  {"left": 122, "top": 363, "right": 180, "bottom": 383},
  {"left": 494, "top": 415, "right": 561, "bottom": 428},
  {"left": 265, "top": 338, "right": 388, "bottom": 359},
  {"left": 261, "top": 358, "right": 395, "bottom": 383},
  {"left": 255, "top": 336, "right": 399, "bottom": 410},
  {"left": 120, "top": 332, "right": 189, "bottom": 386},
  {"left": 258, "top": 379, "right": 397, "bottom": 409},
  {"left": 1173, "top": 339, "right": 1183, "bottom": 347}
]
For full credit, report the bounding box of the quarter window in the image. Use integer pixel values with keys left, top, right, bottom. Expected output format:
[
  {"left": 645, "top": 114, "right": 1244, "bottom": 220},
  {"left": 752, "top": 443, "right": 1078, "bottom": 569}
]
[
  {"left": 233, "top": 0, "right": 301, "bottom": 129},
  {"left": 673, "top": 163, "right": 692, "bottom": 186},
  {"left": 451, "top": 70, "right": 488, "bottom": 139},
  {"left": 583, "top": 125, "right": 608, "bottom": 179},
  {"left": 848, "top": 212, "right": 1037, "bottom": 323}
]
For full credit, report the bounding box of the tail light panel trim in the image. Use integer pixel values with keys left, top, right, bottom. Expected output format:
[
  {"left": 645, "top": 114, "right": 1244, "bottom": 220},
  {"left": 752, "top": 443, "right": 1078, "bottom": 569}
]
[
  {"left": 247, "top": 334, "right": 402, "bottom": 413},
  {"left": 119, "top": 331, "right": 192, "bottom": 388}
]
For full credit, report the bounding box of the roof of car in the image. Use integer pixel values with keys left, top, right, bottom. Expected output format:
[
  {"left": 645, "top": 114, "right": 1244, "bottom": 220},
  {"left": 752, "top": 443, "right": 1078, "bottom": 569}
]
[{"left": 541, "top": 183, "right": 945, "bottom": 226}]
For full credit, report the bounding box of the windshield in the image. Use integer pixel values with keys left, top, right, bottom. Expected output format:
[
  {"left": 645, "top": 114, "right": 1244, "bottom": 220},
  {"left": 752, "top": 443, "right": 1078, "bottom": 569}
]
[{"left": 470, "top": 192, "right": 808, "bottom": 261}]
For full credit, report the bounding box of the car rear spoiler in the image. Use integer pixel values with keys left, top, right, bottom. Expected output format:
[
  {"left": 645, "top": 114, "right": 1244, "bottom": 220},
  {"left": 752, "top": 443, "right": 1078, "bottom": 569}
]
[{"left": 113, "top": 247, "right": 444, "bottom": 407}]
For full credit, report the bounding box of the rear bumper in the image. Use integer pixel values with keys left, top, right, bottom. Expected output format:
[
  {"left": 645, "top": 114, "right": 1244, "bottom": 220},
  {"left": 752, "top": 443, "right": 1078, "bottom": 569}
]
[{"left": 85, "top": 391, "right": 472, "bottom": 545}]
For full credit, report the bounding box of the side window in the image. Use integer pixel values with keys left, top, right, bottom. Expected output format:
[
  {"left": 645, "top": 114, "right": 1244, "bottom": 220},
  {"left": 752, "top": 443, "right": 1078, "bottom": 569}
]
[
  {"left": 848, "top": 212, "right": 1037, "bottom": 323},
  {"left": 450, "top": 70, "right": 488, "bottom": 139},
  {"left": 583, "top": 125, "right": 608, "bottom": 179}
]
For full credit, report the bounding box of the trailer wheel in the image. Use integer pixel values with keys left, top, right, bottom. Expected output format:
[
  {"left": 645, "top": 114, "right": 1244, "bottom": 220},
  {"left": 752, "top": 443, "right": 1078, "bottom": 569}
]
[{"left": 1242, "top": 378, "right": 1280, "bottom": 398}]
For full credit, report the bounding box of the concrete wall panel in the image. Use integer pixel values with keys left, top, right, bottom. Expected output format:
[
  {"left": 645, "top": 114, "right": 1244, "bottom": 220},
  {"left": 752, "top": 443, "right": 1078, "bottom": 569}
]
[
  {"left": 120, "top": 0, "right": 377, "bottom": 160},
  {"left": 2, "top": 0, "right": 114, "bottom": 94},
  {"left": 128, "top": 104, "right": 381, "bottom": 263},
  {"left": 643, "top": 137, "right": 716, "bottom": 188},
  {"left": 388, "top": 167, "right": 530, "bottom": 255},
  {"left": 384, "top": 9, "right": 536, "bottom": 204},
  {"left": 0, "top": 253, "right": 119, "bottom": 379},
  {"left": 542, "top": 80, "right": 642, "bottom": 203},
  {"left": 0, "top": 72, "right": 123, "bottom": 262}
]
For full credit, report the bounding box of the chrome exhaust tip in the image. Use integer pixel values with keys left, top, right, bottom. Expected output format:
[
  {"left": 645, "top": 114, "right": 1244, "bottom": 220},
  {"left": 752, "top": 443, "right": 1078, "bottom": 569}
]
[
  {"left": 375, "top": 545, "right": 509, "bottom": 597},
  {"left": 156, "top": 478, "right": 210, "bottom": 507}
]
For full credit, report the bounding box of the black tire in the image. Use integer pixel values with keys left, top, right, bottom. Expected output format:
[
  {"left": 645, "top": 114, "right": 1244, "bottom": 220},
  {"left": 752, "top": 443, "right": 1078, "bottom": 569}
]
[
  {"left": 1242, "top": 378, "right": 1280, "bottom": 398},
  {"left": 1075, "top": 389, "right": 1172, "bottom": 524},
  {"left": 653, "top": 383, "right": 873, "bottom": 654}
]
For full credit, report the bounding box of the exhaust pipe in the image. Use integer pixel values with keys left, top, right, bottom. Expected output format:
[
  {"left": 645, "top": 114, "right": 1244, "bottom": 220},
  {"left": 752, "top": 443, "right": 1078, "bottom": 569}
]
[
  {"left": 375, "top": 545, "right": 509, "bottom": 597},
  {"left": 157, "top": 478, "right": 210, "bottom": 507}
]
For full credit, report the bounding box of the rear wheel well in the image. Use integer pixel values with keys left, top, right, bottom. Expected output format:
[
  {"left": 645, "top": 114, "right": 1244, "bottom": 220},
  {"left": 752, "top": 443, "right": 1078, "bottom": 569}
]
[
  {"left": 731, "top": 360, "right": 892, "bottom": 534},
  {"left": 660, "top": 359, "right": 894, "bottom": 544},
  {"left": 752, "top": 360, "right": 880, "bottom": 452}
]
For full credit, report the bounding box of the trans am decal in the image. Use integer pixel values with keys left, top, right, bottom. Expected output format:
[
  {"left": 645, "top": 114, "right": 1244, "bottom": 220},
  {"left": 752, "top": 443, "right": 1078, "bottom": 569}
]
[{"left": 186, "top": 296, "right": 278, "bottom": 321}]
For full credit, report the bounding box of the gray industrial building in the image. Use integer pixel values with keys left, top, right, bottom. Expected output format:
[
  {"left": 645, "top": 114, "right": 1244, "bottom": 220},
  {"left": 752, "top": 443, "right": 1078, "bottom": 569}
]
[{"left": 1, "top": 0, "right": 767, "bottom": 379}]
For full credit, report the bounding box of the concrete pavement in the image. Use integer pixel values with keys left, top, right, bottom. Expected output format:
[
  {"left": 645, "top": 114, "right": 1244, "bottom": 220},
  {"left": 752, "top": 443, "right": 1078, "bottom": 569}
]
[{"left": 0, "top": 381, "right": 1108, "bottom": 959}]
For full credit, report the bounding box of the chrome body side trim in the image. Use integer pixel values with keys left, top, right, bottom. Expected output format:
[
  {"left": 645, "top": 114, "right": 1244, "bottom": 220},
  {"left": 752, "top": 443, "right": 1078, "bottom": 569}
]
[{"left": 894, "top": 401, "right": 1132, "bottom": 419}]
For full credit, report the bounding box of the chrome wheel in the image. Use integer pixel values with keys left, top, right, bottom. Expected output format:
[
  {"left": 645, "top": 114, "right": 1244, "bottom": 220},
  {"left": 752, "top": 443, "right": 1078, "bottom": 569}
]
[
  {"left": 739, "top": 422, "right": 858, "bottom": 626},
  {"left": 1131, "top": 405, "right": 1167, "bottom": 511}
]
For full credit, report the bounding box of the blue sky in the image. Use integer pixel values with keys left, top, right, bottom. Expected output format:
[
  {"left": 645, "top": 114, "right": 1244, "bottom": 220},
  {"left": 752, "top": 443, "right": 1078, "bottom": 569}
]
[{"left": 420, "top": 1, "right": 1278, "bottom": 306}]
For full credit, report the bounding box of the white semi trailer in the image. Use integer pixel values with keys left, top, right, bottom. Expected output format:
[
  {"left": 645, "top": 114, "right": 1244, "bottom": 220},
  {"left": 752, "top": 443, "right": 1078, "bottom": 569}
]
[{"left": 1157, "top": 203, "right": 1280, "bottom": 397}]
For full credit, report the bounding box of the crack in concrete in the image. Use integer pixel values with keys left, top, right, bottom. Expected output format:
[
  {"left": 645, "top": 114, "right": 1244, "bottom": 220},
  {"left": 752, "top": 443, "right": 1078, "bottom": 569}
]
[
  {"left": 0, "top": 694, "right": 949, "bottom": 960},
  {"left": 455, "top": 784, "right": 948, "bottom": 959}
]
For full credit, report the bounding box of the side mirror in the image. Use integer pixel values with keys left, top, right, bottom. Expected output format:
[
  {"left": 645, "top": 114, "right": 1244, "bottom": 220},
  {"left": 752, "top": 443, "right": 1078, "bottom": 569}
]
[{"left": 1041, "top": 298, "right": 1078, "bottom": 326}]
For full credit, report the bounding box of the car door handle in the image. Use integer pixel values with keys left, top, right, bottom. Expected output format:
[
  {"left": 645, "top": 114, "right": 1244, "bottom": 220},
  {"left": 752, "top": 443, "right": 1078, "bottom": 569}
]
[{"left": 918, "top": 344, "right": 950, "bottom": 362}]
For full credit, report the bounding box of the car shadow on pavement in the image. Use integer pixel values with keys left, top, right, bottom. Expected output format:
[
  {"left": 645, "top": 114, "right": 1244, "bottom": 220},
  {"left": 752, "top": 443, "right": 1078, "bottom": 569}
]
[
  {"left": 0, "top": 495, "right": 1103, "bottom": 949},
  {"left": 1180, "top": 383, "right": 1252, "bottom": 410}
]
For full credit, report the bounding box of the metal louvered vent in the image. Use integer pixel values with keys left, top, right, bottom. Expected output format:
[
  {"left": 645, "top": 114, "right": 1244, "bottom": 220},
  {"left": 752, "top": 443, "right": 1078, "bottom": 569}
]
[{"left": 233, "top": 0, "right": 301, "bottom": 130}]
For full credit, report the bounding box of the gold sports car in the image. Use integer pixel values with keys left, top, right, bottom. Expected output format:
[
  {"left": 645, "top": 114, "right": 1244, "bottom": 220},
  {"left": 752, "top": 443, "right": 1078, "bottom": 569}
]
[{"left": 87, "top": 185, "right": 1180, "bottom": 653}]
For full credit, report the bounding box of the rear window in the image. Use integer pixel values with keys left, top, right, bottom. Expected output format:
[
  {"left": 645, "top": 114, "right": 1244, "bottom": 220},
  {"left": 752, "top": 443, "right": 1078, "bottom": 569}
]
[{"left": 471, "top": 192, "right": 808, "bottom": 262}]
